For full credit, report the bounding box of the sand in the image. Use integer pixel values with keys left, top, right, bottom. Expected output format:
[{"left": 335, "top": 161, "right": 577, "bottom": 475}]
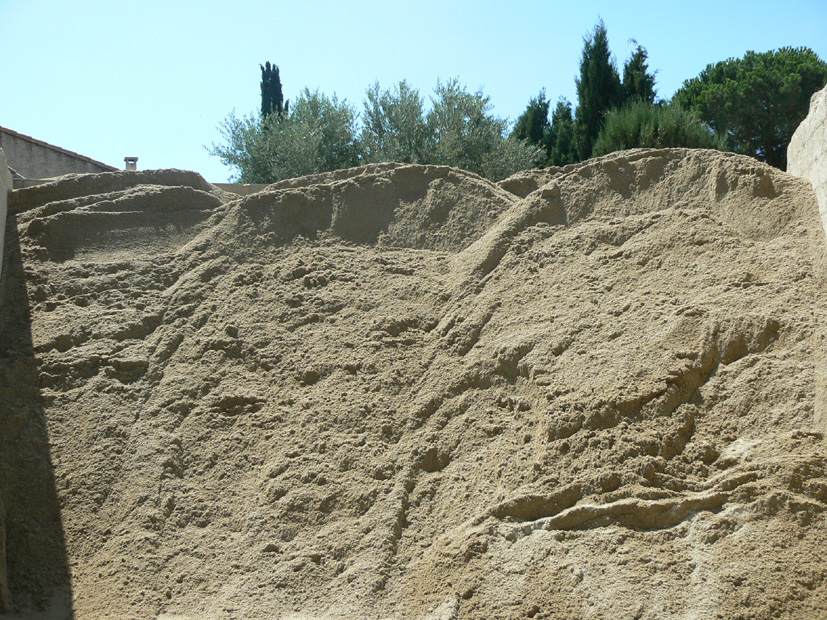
[{"left": 2, "top": 149, "right": 827, "bottom": 619}]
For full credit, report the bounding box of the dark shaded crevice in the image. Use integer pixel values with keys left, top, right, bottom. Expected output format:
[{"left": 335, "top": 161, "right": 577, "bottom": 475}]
[{"left": 0, "top": 216, "right": 73, "bottom": 616}]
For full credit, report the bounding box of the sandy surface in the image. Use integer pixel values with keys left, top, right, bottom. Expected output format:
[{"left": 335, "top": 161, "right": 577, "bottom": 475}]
[{"left": 2, "top": 149, "right": 827, "bottom": 619}]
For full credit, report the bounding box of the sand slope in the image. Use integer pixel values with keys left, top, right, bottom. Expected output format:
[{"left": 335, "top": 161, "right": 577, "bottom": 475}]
[{"left": 2, "top": 150, "right": 827, "bottom": 619}]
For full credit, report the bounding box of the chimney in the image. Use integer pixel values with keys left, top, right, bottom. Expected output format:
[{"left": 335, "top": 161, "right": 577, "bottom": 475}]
[{"left": 124, "top": 157, "right": 138, "bottom": 171}]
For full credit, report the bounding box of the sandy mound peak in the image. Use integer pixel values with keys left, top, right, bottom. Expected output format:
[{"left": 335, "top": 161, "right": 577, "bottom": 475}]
[
  {"left": 263, "top": 162, "right": 407, "bottom": 191},
  {"left": 455, "top": 148, "right": 820, "bottom": 288},
  {"left": 10, "top": 168, "right": 215, "bottom": 214},
  {"left": 537, "top": 148, "right": 807, "bottom": 236},
  {"left": 14, "top": 180, "right": 227, "bottom": 263},
  {"left": 188, "top": 163, "right": 518, "bottom": 257}
]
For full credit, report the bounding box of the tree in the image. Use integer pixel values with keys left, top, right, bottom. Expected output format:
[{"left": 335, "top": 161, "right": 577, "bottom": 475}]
[
  {"left": 210, "top": 88, "right": 359, "bottom": 183},
  {"left": 592, "top": 101, "right": 725, "bottom": 157},
  {"left": 290, "top": 88, "right": 360, "bottom": 173},
  {"left": 622, "top": 43, "right": 657, "bottom": 104},
  {"left": 512, "top": 90, "right": 551, "bottom": 165},
  {"left": 546, "top": 98, "right": 578, "bottom": 166},
  {"left": 673, "top": 47, "right": 827, "bottom": 169},
  {"left": 360, "top": 80, "right": 429, "bottom": 164},
  {"left": 260, "top": 61, "right": 287, "bottom": 119},
  {"left": 212, "top": 73, "right": 541, "bottom": 183},
  {"left": 575, "top": 19, "right": 622, "bottom": 160},
  {"left": 424, "top": 78, "right": 541, "bottom": 180},
  {"left": 209, "top": 110, "right": 277, "bottom": 183}
]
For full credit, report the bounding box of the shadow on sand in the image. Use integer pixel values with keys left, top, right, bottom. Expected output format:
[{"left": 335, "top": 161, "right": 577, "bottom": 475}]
[{"left": 0, "top": 216, "right": 73, "bottom": 618}]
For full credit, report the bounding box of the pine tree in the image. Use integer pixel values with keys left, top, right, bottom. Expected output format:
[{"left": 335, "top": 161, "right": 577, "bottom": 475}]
[
  {"left": 575, "top": 19, "right": 622, "bottom": 160},
  {"left": 260, "top": 61, "right": 286, "bottom": 119},
  {"left": 622, "top": 43, "right": 657, "bottom": 104},
  {"left": 674, "top": 47, "right": 827, "bottom": 169}
]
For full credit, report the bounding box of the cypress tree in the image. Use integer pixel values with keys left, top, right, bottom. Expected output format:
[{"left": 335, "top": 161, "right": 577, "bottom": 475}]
[
  {"left": 546, "top": 98, "right": 577, "bottom": 166},
  {"left": 513, "top": 91, "right": 551, "bottom": 145},
  {"left": 260, "top": 61, "right": 285, "bottom": 119},
  {"left": 512, "top": 90, "right": 551, "bottom": 165},
  {"left": 575, "top": 19, "right": 622, "bottom": 160},
  {"left": 622, "top": 43, "right": 657, "bottom": 104}
]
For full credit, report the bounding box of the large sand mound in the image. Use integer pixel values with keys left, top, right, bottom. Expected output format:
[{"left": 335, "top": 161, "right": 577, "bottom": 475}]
[{"left": 2, "top": 150, "right": 827, "bottom": 619}]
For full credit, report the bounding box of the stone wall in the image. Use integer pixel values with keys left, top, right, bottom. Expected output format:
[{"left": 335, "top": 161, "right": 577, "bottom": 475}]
[
  {"left": 0, "top": 148, "right": 11, "bottom": 307},
  {"left": 788, "top": 84, "right": 827, "bottom": 237},
  {"left": 0, "top": 126, "right": 116, "bottom": 179}
]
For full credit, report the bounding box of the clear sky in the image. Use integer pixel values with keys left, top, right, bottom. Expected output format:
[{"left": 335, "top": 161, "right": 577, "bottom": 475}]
[{"left": 3, "top": 0, "right": 826, "bottom": 182}]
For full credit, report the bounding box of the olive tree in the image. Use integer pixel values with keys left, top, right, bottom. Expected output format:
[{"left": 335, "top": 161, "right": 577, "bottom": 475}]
[
  {"left": 360, "top": 80, "right": 429, "bottom": 164},
  {"left": 425, "top": 78, "right": 541, "bottom": 180},
  {"left": 210, "top": 88, "right": 359, "bottom": 183}
]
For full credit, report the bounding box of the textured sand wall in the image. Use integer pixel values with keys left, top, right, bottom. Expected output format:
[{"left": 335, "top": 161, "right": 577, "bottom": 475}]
[
  {"left": 789, "top": 84, "right": 827, "bottom": 237},
  {"left": 4, "top": 151, "right": 827, "bottom": 619}
]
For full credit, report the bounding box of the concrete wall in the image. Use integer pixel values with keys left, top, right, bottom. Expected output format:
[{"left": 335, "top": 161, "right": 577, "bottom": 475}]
[
  {"left": 788, "top": 84, "right": 827, "bottom": 237},
  {"left": 0, "top": 148, "right": 11, "bottom": 307},
  {"left": 0, "top": 127, "right": 116, "bottom": 179}
]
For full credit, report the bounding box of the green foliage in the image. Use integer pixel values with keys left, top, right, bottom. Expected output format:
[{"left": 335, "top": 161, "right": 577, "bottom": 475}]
[
  {"left": 220, "top": 27, "right": 827, "bottom": 183},
  {"left": 622, "top": 44, "right": 657, "bottom": 104},
  {"left": 209, "top": 88, "right": 358, "bottom": 183},
  {"left": 360, "top": 80, "right": 429, "bottom": 164},
  {"left": 260, "top": 61, "right": 286, "bottom": 119},
  {"left": 209, "top": 110, "right": 273, "bottom": 183},
  {"left": 592, "top": 101, "right": 725, "bottom": 157},
  {"left": 290, "top": 88, "right": 360, "bottom": 173},
  {"left": 212, "top": 77, "right": 539, "bottom": 183},
  {"left": 673, "top": 47, "right": 827, "bottom": 169},
  {"left": 546, "top": 98, "right": 578, "bottom": 166},
  {"left": 575, "top": 19, "right": 622, "bottom": 160},
  {"left": 425, "top": 79, "right": 542, "bottom": 180},
  {"left": 512, "top": 90, "right": 551, "bottom": 164}
]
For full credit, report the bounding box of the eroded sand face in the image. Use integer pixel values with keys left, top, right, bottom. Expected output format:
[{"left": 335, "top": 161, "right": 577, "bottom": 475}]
[{"left": 3, "top": 150, "right": 827, "bottom": 619}]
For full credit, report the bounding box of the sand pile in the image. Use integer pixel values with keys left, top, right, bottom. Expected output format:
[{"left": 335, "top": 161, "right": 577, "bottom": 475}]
[{"left": 2, "top": 150, "right": 827, "bottom": 619}]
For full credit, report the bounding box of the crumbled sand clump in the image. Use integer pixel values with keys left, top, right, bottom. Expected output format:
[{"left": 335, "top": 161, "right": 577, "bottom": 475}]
[
  {"left": 2, "top": 150, "right": 827, "bottom": 619},
  {"left": 497, "top": 166, "right": 565, "bottom": 198}
]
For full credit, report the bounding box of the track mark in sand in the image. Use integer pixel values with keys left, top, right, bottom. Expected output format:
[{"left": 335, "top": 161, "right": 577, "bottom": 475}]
[
  {"left": 341, "top": 467, "right": 417, "bottom": 593},
  {"left": 407, "top": 369, "right": 494, "bottom": 430},
  {"left": 437, "top": 301, "right": 501, "bottom": 356}
]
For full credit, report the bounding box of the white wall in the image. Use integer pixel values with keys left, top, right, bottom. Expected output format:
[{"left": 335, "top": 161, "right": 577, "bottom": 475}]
[
  {"left": 788, "top": 84, "right": 827, "bottom": 437},
  {"left": 788, "top": 84, "right": 827, "bottom": 237}
]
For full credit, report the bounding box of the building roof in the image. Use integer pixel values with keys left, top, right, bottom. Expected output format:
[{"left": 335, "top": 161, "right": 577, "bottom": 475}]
[{"left": 0, "top": 125, "right": 118, "bottom": 172}]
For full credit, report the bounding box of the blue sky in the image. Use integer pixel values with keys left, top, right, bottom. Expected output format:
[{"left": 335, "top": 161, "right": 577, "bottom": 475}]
[{"left": 3, "top": 0, "right": 826, "bottom": 182}]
